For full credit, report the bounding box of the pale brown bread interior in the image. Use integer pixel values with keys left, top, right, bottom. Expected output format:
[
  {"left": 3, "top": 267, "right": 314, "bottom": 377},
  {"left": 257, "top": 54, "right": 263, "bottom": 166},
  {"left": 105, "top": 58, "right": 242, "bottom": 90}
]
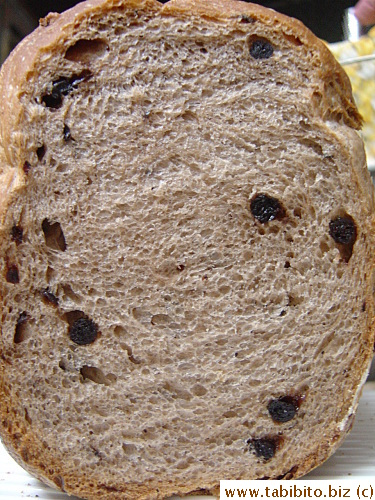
[{"left": 0, "top": 0, "right": 375, "bottom": 498}]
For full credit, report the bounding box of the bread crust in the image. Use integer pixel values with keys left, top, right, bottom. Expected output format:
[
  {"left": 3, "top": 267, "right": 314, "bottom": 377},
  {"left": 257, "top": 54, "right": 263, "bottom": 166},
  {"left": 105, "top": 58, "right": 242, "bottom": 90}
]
[{"left": 0, "top": 1, "right": 374, "bottom": 498}]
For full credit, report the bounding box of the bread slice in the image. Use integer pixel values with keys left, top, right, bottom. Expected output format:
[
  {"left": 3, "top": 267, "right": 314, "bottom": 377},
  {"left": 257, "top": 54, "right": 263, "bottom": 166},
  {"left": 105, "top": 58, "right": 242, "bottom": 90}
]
[{"left": 0, "top": 0, "right": 374, "bottom": 497}]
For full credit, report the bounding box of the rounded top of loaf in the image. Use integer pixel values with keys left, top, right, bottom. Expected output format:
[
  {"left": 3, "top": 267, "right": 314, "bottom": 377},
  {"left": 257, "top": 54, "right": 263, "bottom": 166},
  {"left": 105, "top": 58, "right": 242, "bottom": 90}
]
[{"left": 0, "top": 0, "right": 362, "bottom": 165}]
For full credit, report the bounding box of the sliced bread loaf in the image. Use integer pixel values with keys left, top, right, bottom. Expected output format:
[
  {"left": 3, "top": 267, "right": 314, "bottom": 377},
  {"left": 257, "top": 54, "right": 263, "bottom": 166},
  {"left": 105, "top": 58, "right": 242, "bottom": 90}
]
[{"left": 0, "top": 0, "right": 374, "bottom": 498}]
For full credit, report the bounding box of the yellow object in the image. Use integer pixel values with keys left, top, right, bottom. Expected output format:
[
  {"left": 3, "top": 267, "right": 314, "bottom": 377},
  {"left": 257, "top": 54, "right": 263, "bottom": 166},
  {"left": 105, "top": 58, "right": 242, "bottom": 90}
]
[{"left": 330, "top": 27, "right": 375, "bottom": 168}]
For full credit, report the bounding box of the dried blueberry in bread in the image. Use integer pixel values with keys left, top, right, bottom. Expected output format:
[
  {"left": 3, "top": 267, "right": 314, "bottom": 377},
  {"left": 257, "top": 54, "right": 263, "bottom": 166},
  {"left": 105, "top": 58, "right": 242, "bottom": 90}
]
[{"left": 0, "top": 0, "right": 374, "bottom": 498}]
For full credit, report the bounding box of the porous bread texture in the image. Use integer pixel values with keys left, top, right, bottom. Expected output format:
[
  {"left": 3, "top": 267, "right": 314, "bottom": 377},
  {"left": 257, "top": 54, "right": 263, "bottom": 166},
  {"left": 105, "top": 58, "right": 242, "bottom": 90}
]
[{"left": 0, "top": 0, "right": 374, "bottom": 498}]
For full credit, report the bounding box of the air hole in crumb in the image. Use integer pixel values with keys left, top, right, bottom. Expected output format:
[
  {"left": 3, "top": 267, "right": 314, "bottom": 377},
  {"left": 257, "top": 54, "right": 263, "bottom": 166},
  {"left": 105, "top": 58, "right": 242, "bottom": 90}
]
[
  {"left": 6, "top": 264, "right": 19, "bottom": 284},
  {"left": 46, "top": 266, "right": 56, "bottom": 283},
  {"left": 62, "top": 284, "right": 82, "bottom": 304},
  {"left": 58, "top": 360, "right": 66, "bottom": 371},
  {"left": 151, "top": 314, "right": 171, "bottom": 326},
  {"left": 65, "top": 39, "right": 108, "bottom": 63},
  {"left": 216, "top": 338, "right": 228, "bottom": 346},
  {"left": 163, "top": 381, "right": 192, "bottom": 401},
  {"left": 114, "top": 325, "right": 127, "bottom": 337},
  {"left": 288, "top": 294, "right": 304, "bottom": 307},
  {"left": 268, "top": 225, "right": 280, "bottom": 235},
  {"left": 63, "top": 124, "right": 72, "bottom": 141},
  {"left": 240, "top": 14, "right": 254, "bottom": 23},
  {"left": 24, "top": 408, "right": 32, "bottom": 425},
  {"left": 114, "top": 325, "right": 140, "bottom": 365},
  {"left": 293, "top": 207, "right": 302, "bottom": 218},
  {"left": 14, "top": 312, "right": 29, "bottom": 343},
  {"left": 223, "top": 409, "right": 238, "bottom": 418},
  {"left": 122, "top": 443, "right": 137, "bottom": 455},
  {"left": 120, "top": 342, "right": 141, "bottom": 364},
  {"left": 80, "top": 365, "right": 114, "bottom": 385},
  {"left": 36, "top": 145, "right": 46, "bottom": 160},
  {"left": 285, "top": 234, "right": 294, "bottom": 243},
  {"left": 11, "top": 225, "right": 23, "bottom": 245},
  {"left": 23, "top": 161, "right": 31, "bottom": 174},
  {"left": 283, "top": 33, "right": 303, "bottom": 46},
  {"left": 41, "top": 288, "right": 59, "bottom": 306},
  {"left": 284, "top": 261, "right": 291, "bottom": 269},
  {"left": 201, "top": 88, "right": 214, "bottom": 98},
  {"left": 181, "top": 110, "right": 196, "bottom": 122},
  {"left": 191, "top": 384, "right": 208, "bottom": 396},
  {"left": 319, "top": 239, "right": 330, "bottom": 255},
  {"left": 42, "top": 219, "right": 67, "bottom": 251}
]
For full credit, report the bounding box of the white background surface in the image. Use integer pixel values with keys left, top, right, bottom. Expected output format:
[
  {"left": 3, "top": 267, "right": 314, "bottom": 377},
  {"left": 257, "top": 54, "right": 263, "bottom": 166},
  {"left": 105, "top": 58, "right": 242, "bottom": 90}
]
[{"left": 0, "top": 383, "right": 374, "bottom": 499}]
